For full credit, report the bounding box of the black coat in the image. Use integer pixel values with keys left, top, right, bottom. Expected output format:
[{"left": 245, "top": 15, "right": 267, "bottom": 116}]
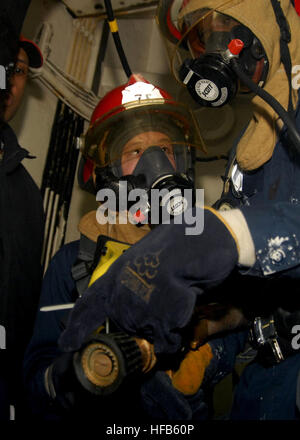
[{"left": 0, "top": 123, "right": 44, "bottom": 408}]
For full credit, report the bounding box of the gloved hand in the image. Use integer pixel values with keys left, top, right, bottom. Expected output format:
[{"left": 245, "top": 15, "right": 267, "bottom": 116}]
[
  {"left": 44, "top": 352, "right": 87, "bottom": 412},
  {"left": 59, "top": 207, "right": 239, "bottom": 355},
  {"left": 166, "top": 343, "right": 214, "bottom": 395}
]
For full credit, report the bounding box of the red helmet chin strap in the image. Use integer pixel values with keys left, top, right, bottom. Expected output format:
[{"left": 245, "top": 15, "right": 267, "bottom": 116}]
[{"left": 83, "top": 158, "right": 94, "bottom": 184}]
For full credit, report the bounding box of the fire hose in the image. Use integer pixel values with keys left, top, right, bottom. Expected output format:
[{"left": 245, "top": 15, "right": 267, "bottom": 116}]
[{"left": 71, "top": 303, "right": 229, "bottom": 396}]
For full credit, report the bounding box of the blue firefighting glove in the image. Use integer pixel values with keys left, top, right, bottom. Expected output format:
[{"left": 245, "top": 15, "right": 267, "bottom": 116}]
[
  {"left": 45, "top": 351, "right": 110, "bottom": 417},
  {"left": 44, "top": 352, "right": 86, "bottom": 412},
  {"left": 59, "top": 207, "right": 239, "bottom": 355}
]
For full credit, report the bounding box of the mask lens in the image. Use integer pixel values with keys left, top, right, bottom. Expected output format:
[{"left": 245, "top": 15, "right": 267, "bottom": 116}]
[
  {"left": 184, "top": 10, "right": 241, "bottom": 58},
  {"left": 121, "top": 135, "right": 177, "bottom": 176},
  {"left": 86, "top": 102, "right": 204, "bottom": 176},
  {"left": 180, "top": 9, "right": 268, "bottom": 91}
]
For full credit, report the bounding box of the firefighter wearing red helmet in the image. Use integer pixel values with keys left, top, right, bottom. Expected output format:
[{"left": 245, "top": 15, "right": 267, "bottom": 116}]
[
  {"left": 23, "top": 75, "right": 206, "bottom": 421},
  {"left": 79, "top": 73, "right": 203, "bottom": 224}
]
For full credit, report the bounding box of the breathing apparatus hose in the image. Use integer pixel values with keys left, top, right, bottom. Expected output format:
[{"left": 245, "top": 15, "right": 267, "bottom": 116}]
[
  {"left": 104, "top": 0, "right": 132, "bottom": 78},
  {"left": 231, "top": 57, "right": 300, "bottom": 154}
]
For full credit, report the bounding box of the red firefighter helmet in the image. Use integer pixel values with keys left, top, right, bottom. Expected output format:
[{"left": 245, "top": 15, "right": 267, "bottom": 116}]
[
  {"left": 90, "top": 74, "right": 173, "bottom": 128},
  {"left": 80, "top": 74, "right": 202, "bottom": 189}
]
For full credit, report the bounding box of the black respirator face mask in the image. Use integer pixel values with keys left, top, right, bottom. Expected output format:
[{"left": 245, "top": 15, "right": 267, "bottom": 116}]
[
  {"left": 179, "top": 24, "right": 268, "bottom": 107},
  {"left": 95, "top": 146, "right": 195, "bottom": 225}
]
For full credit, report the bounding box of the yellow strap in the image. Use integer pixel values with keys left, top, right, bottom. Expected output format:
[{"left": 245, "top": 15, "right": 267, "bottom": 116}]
[
  {"left": 108, "top": 19, "right": 118, "bottom": 33},
  {"left": 88, "top": 240, "right": 130, "bottom": 286}
]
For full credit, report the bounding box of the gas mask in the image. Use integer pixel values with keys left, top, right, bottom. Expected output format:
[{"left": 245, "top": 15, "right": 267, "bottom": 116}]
[
  {"left": 156, "top": 1, "right": 300, "bottom": 153},
  {"left": 178, "top": 10, "right": 269, "bottom": 107},
  {"left": 95, "top": 144, "right": 195, "bottom": 226}
]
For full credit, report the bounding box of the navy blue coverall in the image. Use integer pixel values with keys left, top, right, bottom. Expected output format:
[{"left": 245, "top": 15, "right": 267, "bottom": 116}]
[{"left": 216, "top": 96, "right": 300, "bottom": 420}]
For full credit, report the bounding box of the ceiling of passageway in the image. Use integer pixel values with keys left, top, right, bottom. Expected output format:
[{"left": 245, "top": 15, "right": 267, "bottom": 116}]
[{"left": 62, "top": 0, "right": 159, "bottom": 18}]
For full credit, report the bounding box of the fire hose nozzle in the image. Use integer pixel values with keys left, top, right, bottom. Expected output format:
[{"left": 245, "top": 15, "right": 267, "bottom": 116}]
[{"left": 73, "top": 332, "right": 156, "bottom": 396}]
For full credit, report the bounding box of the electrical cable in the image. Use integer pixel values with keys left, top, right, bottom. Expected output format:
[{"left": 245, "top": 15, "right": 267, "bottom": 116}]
[{"left": 104, "top": 0, "right": 132, "bottom": 78}]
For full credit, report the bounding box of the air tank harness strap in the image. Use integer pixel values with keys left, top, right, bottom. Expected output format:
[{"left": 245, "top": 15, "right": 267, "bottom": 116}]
[
  {"left": 71, "top": 234, "right": 131, "bottom": 298},
  {"left": 71, "top": 234, "right": 98, "bottom": 298}
]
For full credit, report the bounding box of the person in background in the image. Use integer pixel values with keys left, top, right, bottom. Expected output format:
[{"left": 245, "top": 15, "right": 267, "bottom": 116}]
[{"left": 0, "top": 8, "right": 45, "bottom": 420}]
